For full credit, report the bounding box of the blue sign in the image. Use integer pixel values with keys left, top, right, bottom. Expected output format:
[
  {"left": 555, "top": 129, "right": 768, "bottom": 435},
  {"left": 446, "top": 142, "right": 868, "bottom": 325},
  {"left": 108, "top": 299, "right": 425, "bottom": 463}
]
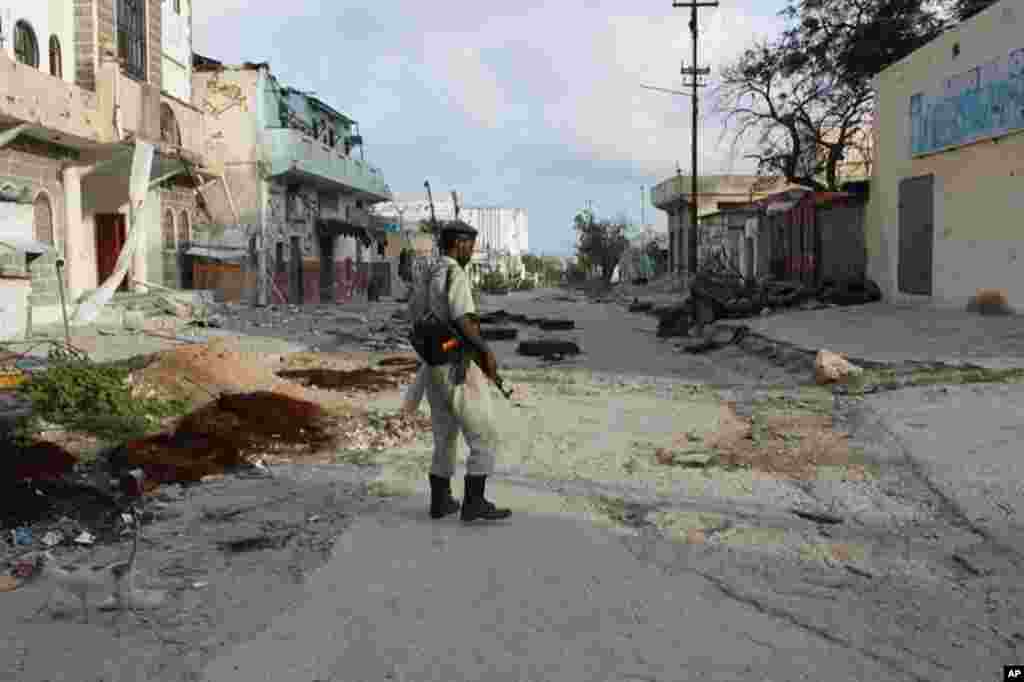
[{"left": 910, "top": 47, "right": 1024, "bottom": 156}]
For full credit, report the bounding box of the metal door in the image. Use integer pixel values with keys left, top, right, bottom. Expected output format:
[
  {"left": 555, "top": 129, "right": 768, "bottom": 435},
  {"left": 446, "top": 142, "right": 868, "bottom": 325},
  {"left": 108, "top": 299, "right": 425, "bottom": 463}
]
[
  {"left": 94, "top": 213, "right": 129, "bottom": 292},
  {"left": 898, "top": 174, "right": 934, "bottom": 296}
]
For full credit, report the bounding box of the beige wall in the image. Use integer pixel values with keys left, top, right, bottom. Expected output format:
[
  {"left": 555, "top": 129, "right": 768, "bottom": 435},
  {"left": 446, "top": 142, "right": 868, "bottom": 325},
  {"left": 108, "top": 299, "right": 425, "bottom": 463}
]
[
  {"left": 867, "top": 0, "right": 1024, "bottom": 305},
  {"left": 192, "top": 68, "right": 263, "bottom": 168}
]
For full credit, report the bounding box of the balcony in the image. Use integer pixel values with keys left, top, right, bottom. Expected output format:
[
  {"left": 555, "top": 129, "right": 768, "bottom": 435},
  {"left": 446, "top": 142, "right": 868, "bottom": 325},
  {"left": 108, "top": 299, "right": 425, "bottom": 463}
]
[
  {"left": 0, "top": 54, "right": 101, "bottom": 148},
  {"left": 94, "top": 59, "right": 208, "bottom": 167},
  {"left": 264, "top": 127, "right": 391, "bottom": 202}
]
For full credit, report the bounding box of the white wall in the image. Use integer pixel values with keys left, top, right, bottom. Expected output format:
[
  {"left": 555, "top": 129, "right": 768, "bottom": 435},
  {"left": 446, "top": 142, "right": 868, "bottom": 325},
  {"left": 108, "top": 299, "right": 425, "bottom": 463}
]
[
  {"left": 2, "top": 1, "right": 75, "bottom": 83},
  {"left": 161, "top": 0, "right": 191, "bottom": 101}
]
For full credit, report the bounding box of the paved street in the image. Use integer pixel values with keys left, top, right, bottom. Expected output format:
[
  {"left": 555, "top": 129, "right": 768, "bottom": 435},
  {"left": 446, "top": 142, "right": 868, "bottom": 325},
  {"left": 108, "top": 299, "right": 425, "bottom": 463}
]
[{"left": 190, "top": 291, "right": 1024, "bottom": 682}]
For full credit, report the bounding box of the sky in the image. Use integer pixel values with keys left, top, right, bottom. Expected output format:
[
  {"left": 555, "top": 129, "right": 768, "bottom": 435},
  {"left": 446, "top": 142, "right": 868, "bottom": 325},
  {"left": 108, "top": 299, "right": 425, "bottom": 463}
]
[{"left": 194, "top": 0, "right": 791, "bottom": 257}]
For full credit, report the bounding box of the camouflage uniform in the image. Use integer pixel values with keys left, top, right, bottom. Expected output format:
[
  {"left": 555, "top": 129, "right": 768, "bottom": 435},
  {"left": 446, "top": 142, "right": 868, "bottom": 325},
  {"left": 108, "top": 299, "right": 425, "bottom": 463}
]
[{"left": 409, "top": 255, "right": 499, "bottom": 477}]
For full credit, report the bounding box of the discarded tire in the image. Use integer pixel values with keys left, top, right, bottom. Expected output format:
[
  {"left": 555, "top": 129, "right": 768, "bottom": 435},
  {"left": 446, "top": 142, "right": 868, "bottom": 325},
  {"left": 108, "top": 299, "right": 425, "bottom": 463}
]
[
  {"left": 516, "top": 340, "right": 581, "bottom": 357},
  {"left": 538, "top": 319, "right": 575, "bottom": 331},
  {"left": 481, "top": 327, "right": 518, "bottom": 341},
  {"left": 479, "top": 311, "right": 509, "bottom": 325},
  {"left": 628, "top": 302, "right": 653, "bottom": 313}
]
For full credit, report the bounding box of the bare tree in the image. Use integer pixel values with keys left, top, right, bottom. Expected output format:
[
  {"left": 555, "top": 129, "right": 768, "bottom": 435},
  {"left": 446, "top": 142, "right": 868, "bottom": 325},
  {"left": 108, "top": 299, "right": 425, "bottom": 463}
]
[
  {"left": 716, "top": 0, "right": 948, "bottom": 191},
  {"left": 573, "top": 211, "right": 630, "bottom": 285}
]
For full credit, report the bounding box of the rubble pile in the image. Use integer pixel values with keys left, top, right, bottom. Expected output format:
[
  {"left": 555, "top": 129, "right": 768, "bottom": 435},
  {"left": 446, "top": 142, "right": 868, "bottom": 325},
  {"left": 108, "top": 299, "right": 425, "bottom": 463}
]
[
  {"left": 638, "top": 255, "right": 884, "bottom": 340},
  {"left": 207, "top": 302, "right": 417, "bottom": 353},
  {"left": 127, "top": 337, "right": 287, "bottom": 404},
  {"left": 331, "top": 411, "right": 432, "bottom": 453}
]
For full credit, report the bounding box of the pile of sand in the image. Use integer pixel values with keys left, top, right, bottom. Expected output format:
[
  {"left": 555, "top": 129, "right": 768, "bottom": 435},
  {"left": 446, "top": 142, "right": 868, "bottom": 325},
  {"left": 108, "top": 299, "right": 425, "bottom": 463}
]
[{"left": 127, "top": 338, "right": 382, "bottom": 414}]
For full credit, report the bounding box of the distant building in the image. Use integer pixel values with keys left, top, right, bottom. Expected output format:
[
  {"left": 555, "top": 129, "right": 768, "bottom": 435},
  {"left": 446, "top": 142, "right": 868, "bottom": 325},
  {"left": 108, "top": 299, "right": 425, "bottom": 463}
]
[
  {"left": 375, "top": 196, "right": 529, "bottom": 281},
  {"left": 650, "top": 174, "right": 801, "bottom": 275},
  {"left": 191, "top": 55, "right": 392, "bottom": 304}
]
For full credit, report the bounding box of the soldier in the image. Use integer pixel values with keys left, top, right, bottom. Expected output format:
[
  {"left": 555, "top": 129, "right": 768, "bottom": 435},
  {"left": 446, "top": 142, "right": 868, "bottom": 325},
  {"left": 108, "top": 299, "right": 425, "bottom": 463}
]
[{"left": 412, "top": 220, "right": 511, "bottom": 523}]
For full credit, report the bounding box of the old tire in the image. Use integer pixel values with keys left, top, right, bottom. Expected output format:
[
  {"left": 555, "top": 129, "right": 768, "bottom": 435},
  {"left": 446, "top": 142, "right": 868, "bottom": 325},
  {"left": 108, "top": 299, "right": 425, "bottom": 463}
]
[
  {"left": 516, "top": 340, "right": 581, "bottom": 357},
  {"left": 481, "top": 327, "right": 518, "bottom": 341},
  {"left": 538, "top": 318, "right": 575, "bottom": 331},
  {"left": 479, "top": 311, "right": 509, "bottom": 325},
  {"left": 628, "top": 302, "right": 653, "bottom": 313}
]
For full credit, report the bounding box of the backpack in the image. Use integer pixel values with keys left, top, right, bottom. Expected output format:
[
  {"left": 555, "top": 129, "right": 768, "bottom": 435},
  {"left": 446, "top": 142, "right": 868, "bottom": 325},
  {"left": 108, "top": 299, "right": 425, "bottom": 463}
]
[{"left": 409, "top": 263, "right": 461, "bottom": 366}]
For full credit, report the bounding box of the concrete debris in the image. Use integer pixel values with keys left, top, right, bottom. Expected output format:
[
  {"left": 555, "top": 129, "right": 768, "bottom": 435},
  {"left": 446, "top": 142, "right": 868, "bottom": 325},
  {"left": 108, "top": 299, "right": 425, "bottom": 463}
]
[
  {"left": 814, "top": 350, "right": 864, "bottom": 385},
  {"left": 966, "top": 288, "right": 1013, "bottom": 316}
]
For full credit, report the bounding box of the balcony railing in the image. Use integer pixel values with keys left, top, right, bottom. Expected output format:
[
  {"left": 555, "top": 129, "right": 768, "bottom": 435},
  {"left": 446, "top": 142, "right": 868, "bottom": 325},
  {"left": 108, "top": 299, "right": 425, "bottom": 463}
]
[
  {"left": 264, "top": 127, "right": 391, "bottom": 201},
  {"left": 94, "top": 60, "right": 206, "bottom": 163},
  {"left": 0, "top": 54, "right": 100, "bottom": 146}
]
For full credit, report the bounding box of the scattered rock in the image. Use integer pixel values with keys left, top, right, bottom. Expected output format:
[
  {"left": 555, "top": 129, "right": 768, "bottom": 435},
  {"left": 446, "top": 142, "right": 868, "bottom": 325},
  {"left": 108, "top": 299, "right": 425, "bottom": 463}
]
[
  {"left": 0, "top": 575, "right": 21, "bottom": 592},
  {"left": 792, "top": 508, "right": 843, "bottom": 525},
  {"left": 218, "top": 533, "right": 295, "bottom": 553},
  {"left": 814, "top": 350, "right": 864, "bottom": 385},
  {"left": 966, "top": 288, "right": 1013, "bottom": 316}
]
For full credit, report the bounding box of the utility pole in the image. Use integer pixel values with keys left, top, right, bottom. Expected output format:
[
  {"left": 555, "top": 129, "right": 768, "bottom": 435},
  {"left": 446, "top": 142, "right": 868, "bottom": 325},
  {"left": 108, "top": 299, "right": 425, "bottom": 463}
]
[
  {"left": 640, "top": 185, "right": 646, "bottom": 228},
  {"left": 673, "top": 0, "right": 718, "bottom": 277}
]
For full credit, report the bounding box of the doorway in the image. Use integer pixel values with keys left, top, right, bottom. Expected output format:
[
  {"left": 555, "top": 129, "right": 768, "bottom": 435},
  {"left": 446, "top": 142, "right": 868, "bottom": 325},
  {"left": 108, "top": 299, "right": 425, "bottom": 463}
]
[
  {"left": 289, "top": 235, "right": 303, "bottom": 303},
  {"left": 95, "top": 213, "right": 130, "bottom": 292},
  {"left": 897, "top": 174, "right": 934, "bottom": 296}
]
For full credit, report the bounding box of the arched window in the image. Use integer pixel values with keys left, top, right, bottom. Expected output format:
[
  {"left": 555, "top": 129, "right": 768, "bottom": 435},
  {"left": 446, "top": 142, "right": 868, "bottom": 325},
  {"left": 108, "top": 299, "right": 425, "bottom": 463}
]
[
  {"left": 48, "top": 36, "right": 62, "bottom": 78},
  {"left": 160, "top": 103, "right": 181, "bottom": 146},
  {"left": 33, "top": 194, "right": 54, "bottom": 245},
  {"left": 178, "top": 211, "right": 190, "bottom": 244},
  {"left": 14, "top": 21, "right": 39, "bottom": 68},
  {"left": 162, "top": 210, "right": 175, "bottom": 249}
]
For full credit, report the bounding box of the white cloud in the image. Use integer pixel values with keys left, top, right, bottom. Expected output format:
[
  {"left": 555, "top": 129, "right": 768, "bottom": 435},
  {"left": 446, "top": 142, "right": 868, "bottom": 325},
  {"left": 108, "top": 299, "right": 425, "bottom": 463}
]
[
  {"left": 432, "top": 46, "right": 508, "bottom": 128},
  {"left": 545, "top": 7, "right": 786, "bottom": 180}
]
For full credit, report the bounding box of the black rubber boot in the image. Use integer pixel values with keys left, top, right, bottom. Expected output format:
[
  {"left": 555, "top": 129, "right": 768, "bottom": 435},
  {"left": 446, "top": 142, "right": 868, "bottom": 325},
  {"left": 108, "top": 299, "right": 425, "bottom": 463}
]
[
  {"left": 460, "top": 475, "right": 511, "bottom": 522},
  {"left": 429, "top": 474, "right": 460, "bottom": 519}
]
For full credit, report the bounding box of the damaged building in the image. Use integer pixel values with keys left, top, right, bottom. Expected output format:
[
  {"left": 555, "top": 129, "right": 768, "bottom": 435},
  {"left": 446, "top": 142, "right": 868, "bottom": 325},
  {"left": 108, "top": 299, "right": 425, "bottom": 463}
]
[
  {"left": 190, "top": 54, "right": 392, "bottom": 305},
  {"left": 0, "top": 0, "right": 230, "bottom": 339}
]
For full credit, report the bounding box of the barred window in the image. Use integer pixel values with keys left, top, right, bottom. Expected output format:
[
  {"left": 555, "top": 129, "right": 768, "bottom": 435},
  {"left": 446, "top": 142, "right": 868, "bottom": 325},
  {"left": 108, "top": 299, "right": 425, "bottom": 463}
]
[{"left": 117, "top": 0, "right": 146, "bottom": 81}]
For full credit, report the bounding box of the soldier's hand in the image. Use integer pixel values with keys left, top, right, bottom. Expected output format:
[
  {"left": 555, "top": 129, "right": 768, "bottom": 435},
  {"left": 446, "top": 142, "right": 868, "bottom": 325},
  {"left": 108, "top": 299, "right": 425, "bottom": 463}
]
[{"left": 480, "top": 350, "right": 499, "bottom": 382}]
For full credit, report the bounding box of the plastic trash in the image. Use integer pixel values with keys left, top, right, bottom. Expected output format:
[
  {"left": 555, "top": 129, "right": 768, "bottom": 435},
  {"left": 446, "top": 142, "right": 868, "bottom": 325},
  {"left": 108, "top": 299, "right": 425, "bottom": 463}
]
[
  {"left": 41, "top": 531, "right": 63, "bottom": 547},
  {"left": 11, "top": 528, "right": 32, "bottom": 546},
  {"left": 73, "top": 531, "right": 95, "bottom": 545}
]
